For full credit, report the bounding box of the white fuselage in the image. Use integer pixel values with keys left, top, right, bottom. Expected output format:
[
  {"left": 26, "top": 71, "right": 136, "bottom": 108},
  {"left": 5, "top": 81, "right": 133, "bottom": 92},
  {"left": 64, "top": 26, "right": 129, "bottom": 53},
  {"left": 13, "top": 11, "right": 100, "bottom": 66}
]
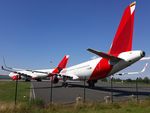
[
  {"left": 9, "top": 50, "right": 144, "bottom": 81},
  {"left": 62, "top": 50, "right": 144, "bottom": 80}
]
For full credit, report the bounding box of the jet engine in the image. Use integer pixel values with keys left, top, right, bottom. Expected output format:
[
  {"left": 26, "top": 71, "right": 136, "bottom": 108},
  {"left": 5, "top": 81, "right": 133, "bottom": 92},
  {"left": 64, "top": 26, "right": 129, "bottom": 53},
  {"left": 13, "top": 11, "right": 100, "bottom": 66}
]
[{"left": 9, "top": 72, "right": 21, "bottom": 80}]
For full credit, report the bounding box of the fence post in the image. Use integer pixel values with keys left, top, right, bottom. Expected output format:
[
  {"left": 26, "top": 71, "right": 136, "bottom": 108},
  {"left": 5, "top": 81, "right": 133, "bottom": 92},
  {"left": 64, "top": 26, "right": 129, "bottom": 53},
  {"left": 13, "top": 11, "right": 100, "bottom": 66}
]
[
  {"left": 110, "top": 76, "right": 113, "bottom": 103},
  {"left": 136, "top": 77, "right": 139, "bottom": 102},
  {"left": 83, "top": 77, "right": 86, "bottom": 103}
]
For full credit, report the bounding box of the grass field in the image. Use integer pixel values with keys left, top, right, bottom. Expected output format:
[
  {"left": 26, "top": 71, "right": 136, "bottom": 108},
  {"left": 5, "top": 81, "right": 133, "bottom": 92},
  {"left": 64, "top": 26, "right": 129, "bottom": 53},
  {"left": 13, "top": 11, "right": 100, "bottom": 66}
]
[
  {"left": 0, "top": 100, "right": 150, "bottom": 113},
  {"left": 1, "top": 81, "right": 150, "bottom": 113},
  {"left": 0, "top": 81, "right": 30, "bottom": 102}
]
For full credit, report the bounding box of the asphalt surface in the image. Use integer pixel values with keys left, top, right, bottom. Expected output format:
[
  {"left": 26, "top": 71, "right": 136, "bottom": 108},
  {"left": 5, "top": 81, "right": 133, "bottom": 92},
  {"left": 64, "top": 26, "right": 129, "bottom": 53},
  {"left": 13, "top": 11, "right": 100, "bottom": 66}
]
[{"left": 31, "top": 80, "right": 150, "bottom": 104}]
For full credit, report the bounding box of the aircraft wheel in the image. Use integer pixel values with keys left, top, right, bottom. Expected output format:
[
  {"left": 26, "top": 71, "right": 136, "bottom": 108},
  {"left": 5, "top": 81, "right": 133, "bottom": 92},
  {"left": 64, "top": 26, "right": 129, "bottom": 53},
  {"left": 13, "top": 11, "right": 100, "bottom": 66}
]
[
  {"left": 88, "top": 80, "right": 95, "bottom": 88},
  {"left": 62, "top": 82, "right": 68, "bottom": 87},
  {"left": 25, "top": 78, "right": 31, "bottom": 82},
  {"left": 36, "top": 78, "right": 42, "bottom": 82}
]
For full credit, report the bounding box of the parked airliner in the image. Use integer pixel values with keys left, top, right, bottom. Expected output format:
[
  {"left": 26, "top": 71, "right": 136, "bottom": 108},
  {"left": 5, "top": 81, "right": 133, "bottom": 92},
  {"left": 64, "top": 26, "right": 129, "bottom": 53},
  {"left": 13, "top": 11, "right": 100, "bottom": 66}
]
[
  {"left": 1, "top": 55, "right": 69, "bottom": 82},
  {"left": 1, "top": 2, "right": 146, "bottom": 87},
  {"left": 56, "top": 1, "right": 145, "bottom": 87}
]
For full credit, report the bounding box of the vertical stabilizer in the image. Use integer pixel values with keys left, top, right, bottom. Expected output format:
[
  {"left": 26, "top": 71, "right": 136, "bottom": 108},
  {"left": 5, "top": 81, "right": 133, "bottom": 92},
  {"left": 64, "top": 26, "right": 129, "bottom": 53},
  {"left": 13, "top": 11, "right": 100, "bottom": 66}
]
[
  {"left": 108, "top": 1, "right": 136, "bottom": 56},
  {"left": 52, "top": 55, "right": 69, "bottom": 73}
]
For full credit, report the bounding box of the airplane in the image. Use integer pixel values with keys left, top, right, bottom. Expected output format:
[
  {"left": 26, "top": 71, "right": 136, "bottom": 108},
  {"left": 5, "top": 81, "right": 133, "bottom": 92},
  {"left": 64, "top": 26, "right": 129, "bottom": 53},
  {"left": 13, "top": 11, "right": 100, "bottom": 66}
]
[
  {"left": 1, "top": 2, "right": 146, "bottom": 87},
  {"left": 115, "top": 63, "right": 148, "bottom": 76},
  {"left": 54, "top": 1, "right": 146, "bottom": 87},
  {"left": 1, "top": 55, "right": 69, "bottom": 82}
]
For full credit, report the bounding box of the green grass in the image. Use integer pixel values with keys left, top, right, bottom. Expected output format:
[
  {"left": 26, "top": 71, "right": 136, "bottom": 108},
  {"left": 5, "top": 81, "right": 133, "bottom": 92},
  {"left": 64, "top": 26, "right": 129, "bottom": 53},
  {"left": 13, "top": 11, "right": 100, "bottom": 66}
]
[
  {"left": 1, "top": 81, "right": 150, "bottom": 113},
  {"left": 0, "top": 81, "right": 30, "bottom": 102},
  {"left": 1, "top": 101, "right": 150, "bottom": 113}
]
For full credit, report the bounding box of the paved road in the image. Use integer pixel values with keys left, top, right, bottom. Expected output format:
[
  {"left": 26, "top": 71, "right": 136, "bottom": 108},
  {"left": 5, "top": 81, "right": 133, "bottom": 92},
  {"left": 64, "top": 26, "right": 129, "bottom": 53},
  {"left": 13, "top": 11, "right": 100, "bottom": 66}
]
[{"left": 31, "top": 81, "right": 150, "bottom": 104}]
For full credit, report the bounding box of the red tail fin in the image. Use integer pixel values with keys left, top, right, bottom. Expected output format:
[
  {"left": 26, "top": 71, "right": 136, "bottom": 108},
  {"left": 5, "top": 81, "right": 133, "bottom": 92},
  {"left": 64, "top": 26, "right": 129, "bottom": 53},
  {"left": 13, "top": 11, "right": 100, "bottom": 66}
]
[
  {"left": 52, "top": 55, "right": 69, "bottom": 73},
  {"left": 108, "top": 1, "right": 136, "bottom": 56}
]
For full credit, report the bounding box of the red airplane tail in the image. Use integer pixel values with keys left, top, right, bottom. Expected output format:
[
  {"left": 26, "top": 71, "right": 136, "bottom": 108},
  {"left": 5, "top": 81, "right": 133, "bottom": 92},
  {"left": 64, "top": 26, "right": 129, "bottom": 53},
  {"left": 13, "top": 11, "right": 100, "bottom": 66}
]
[
  {"left": 108, "top": 1, "right": 136, "bottom": 56},
  {"left": 52, "top": 55, "right": 69, "bottom": 73}
]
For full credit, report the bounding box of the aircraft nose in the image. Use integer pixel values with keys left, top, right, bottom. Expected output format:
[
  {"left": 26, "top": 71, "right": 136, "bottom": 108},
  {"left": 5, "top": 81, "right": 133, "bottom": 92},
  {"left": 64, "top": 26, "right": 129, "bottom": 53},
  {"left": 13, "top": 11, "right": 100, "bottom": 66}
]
[{"left": 140, "top": 51, "right": 145, "bottom": 57}]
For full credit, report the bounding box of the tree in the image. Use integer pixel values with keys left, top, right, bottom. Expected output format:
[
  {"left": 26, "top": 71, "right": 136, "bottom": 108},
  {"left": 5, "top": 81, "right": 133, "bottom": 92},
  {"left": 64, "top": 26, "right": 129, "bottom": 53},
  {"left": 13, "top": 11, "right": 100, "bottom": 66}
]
[
  {"left": 126, "top": 79, "right": 132, "bottom": 82},
  {"left": 143, "top": 77, "right": 150, "bottom": 84}
]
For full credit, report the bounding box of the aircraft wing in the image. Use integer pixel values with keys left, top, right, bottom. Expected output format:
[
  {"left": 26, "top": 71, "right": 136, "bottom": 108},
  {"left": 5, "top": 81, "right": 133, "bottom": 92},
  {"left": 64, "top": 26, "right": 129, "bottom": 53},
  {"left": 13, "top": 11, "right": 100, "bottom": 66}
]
[
  {"left": 0, "top": 74, "right": 8, "bottom": 76},
  {"left": 1, "top": 66, "right": 47, "bottom": 78},
  {"left": 115, "top": 63, "right": 148, "bottom": 75},
  {"left": 1, "top": 65, "right": 64, "bottom": 80},
  {"left": 25, "top": 70, "right": 48, "bottom": 74},
  {"left": 2, "top": 65, "right": 48, "bottom": 74},
  {"left": 140, "top": 57, "right": 150, "bottom": 61},
  {"left": 58, "top": 73, "right": 79, "bottom": 80},
  {"left": 1, "top": 55, "right": 70, "bottom": 79}
]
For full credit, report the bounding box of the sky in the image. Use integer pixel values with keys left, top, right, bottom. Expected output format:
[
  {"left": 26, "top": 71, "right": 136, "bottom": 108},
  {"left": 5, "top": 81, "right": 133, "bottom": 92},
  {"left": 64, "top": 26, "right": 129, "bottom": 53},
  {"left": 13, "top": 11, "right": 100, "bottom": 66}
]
[{"left": 0, "top": 0, "right": 149, "bottom": 79}]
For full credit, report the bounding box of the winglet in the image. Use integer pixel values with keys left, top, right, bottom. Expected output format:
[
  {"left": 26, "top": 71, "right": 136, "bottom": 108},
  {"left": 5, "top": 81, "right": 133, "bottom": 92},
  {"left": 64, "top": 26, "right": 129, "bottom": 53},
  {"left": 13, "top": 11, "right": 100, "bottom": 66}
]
[{"left": 141, "top": 63, "right": 148, "bottom": 73}]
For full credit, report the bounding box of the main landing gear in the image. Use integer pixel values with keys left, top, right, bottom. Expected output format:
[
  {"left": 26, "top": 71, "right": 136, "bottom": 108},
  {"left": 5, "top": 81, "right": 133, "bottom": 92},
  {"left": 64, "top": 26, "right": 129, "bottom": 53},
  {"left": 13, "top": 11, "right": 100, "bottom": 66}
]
[
  {"left": 36, "top": 78, "right": 42, "bottom": 82},
  {"left": 62, "top": 82, "right": 68, "bottom": 87},
  {"left": 25, "top": 78, "right": 31, "bottom": 82},
  {"left": 87, "top": 80, "right": 97, "bottom": 88},
  {"left": 62, "top": 76, "right": 68, "bottom": 87}
]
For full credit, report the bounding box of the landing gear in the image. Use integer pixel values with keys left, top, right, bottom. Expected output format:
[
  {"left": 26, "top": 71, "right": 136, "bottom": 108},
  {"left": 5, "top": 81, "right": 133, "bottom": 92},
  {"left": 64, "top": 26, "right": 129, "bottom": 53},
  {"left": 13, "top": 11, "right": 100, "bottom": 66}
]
[
  {"left": 62, "top": 82, "right": 68, "bottom": 87},
  {"left": 87, "top": 80, "right": 97, "bottom": 88},
  {"left": 62, "top": 76, "right": 68, "bottom": 87},
  {"left": 53, "top": 75, "right": 59, "bottom": 84},
  {"left": 36, "top": 78, "right": 42, "bottom": 82},
  {"left": 25, "top": 78, "right": 31, "bottom": 82}
]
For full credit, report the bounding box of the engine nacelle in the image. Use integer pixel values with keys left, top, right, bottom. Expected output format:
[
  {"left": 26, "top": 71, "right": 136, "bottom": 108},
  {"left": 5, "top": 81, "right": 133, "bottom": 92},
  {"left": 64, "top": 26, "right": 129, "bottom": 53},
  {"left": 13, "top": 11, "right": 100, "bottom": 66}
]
[{"left": 9, "top": 72, "right": 21, "bottom": 80}]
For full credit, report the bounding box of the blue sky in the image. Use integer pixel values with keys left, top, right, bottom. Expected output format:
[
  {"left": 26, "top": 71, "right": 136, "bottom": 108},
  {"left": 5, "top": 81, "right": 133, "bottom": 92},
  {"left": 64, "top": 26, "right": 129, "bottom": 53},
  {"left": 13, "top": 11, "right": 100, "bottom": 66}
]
[{"left": 0, "top": 0, "right": 149, "bottom": 78}]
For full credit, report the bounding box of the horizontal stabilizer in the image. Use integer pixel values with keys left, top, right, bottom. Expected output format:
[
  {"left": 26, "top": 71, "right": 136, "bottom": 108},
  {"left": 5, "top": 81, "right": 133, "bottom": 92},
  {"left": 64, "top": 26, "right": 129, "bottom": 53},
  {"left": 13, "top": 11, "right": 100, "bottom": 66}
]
[{"left": 87, "top": 48, "right": 122, "bottom": 62}]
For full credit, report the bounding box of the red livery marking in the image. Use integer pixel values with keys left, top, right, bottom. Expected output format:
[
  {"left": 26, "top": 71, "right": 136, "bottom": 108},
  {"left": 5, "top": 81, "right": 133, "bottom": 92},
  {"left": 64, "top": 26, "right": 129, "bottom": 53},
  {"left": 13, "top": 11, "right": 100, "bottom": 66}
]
[
  {"left": 52, "top": 68, "right": 60, "bottom": 74},
  {"left": 58, "top": 56, "right": 69, "bottom": 69},
  {"left": 53, "top": 55, "right": 69, "bottom": 73},
  {"left": 108, "top": 4, "right": 135, "bottom": 56},
  {"left": 48, "top": 55, "right": 69, "bottom": 76},
  {"left": 89, "top": 58, "right": 113, "bottom": 80},
  {"left": 12, "top": 75, "right": 18, "bottom": 80}
]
